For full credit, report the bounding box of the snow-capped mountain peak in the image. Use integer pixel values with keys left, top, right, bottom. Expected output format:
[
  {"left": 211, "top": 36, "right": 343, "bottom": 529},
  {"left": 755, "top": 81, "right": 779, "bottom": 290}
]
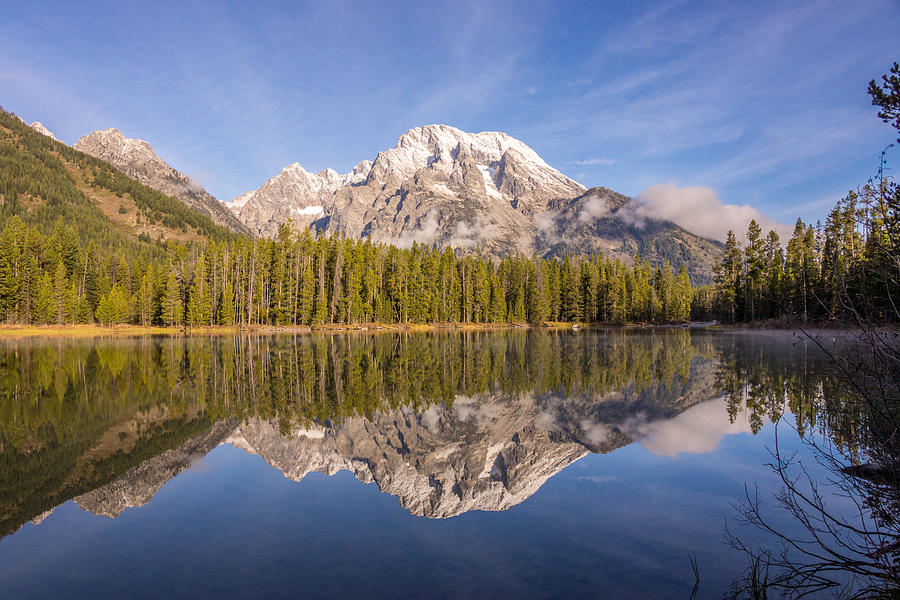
[{"left": 230, "top": 124, "right": 586, "bottom": 244}]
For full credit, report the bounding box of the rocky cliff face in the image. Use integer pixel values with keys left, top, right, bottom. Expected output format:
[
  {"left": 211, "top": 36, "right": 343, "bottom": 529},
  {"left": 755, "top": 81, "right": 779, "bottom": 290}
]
[
  {"left": 227, "top": 398, "right": 591, "bottom": 519},
  {"left": 228, "top": 124, "right": 721, "bottom": 275},
  {"left": 228, "top": 161, "right": 372, "bottom": 236},
  {"left": 74, "top": 128, "right": 250, "bottom": 235}
]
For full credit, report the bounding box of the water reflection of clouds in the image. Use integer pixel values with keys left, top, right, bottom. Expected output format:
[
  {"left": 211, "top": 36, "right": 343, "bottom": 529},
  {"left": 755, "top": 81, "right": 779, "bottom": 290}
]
[
  {"left": 453, "top": 395, "right": 503, "bottom": 423},
  {"left": 628, "top": 398, "right": 755, "bottom": 457},
  {"left": 579, "top": 419, "right": 612, "bottom": 446}
]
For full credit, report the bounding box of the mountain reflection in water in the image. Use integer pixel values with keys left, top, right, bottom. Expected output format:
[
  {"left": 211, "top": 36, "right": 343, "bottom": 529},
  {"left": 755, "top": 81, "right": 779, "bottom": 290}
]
[{"left": 1, "top": 328, "right": 844, "bottom": 537}]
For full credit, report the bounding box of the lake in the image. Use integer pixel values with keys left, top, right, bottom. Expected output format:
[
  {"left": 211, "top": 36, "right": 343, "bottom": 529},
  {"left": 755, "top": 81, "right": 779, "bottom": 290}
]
[{"left": 0, "top": 329, "right": 854, "bottom": 598}]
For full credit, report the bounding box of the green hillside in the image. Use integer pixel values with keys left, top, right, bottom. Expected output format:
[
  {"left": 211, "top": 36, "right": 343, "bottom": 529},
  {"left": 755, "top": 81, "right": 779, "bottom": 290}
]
[{"left": 0, "top": 108, "right": 239, "bottom": 250}]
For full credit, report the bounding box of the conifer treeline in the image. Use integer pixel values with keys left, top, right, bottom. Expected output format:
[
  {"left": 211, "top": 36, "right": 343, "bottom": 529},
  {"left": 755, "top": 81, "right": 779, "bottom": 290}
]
[
  {"left": 0, "top": 218, "right": 695, "bottom": 327},
  {"left": 697, "top": 180, "right": 899, "bottom": 323},
  {"left": 698, "top": 62, "right": 900, "bottom": 325}
]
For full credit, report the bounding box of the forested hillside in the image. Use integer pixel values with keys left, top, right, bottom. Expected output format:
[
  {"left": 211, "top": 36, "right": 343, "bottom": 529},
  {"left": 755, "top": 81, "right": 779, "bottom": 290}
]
[
  {"left": 0, "top": 106, "right": 701, "bottom": 328},
  {"left": 0, "top": 108, "right": 238, "bottom": 247}
]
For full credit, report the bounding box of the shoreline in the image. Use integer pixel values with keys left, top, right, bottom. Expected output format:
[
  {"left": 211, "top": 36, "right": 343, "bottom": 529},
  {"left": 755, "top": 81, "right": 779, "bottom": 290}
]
[
  {"left": 0, "top": 321, "right": 690, "bottom": 338},
  {"left": 0, "top": 320, "right": 872, "bottom": 338},
  {"left": 0, "top": 322, "right": 531, "bottom": 338}
]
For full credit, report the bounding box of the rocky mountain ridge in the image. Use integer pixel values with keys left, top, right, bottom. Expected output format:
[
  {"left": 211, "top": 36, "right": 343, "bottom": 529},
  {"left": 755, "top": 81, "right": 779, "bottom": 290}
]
[
  {"left": 228, "top": 124, "right": 721, "bottom": 278},
  {"left": 25, "top": 114, "right": 721, "bottom": 277},
  {"left": 29, "top": 121, "right": 58, "bottom": 141},
  {"left": 74, "top": 128, "right": 250, "bottom": 235}
]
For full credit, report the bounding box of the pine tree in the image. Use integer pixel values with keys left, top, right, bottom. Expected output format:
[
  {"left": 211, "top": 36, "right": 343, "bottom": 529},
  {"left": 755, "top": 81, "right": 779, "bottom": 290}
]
[
  {"left": 187, "top": 255, "right": 213, "bottom": 326},
  {"left": 219, "top": 280, "right": 236, "bottom": 326},
  {"left": 161, "top": 271, "right": 183, "bottom": 326},
  {"left": 743, "top": 220, "right": 764, "bottom": 321},
  {"left": 489, "top": 270, "right": 506, "bottom": 323},
  {"left": 34, "top": 273, "right": 53, "bottom": 324},
  {"left": 674, "top": 265, "right": 692, "bottom": 322},
  {"left": 716, "top": 231, "right": 742, "bottom": 323},
  {"left": 53, "top": 261, "right": 70, "bottom": 324}
]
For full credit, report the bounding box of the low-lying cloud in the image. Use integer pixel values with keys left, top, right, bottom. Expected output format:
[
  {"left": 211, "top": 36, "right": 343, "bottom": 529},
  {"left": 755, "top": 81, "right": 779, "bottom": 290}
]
[
  {"left": 630, "top": 183, "right": 791, "bottom": 243},
  {"left": 448, "top": 218, "right": 500, "bottom": 249},
  {"left": 578, "top": 194, "right": 611, "bottom": 223},
  {"left": 395, "top": 210, "right": 441, "bottom": 249}
]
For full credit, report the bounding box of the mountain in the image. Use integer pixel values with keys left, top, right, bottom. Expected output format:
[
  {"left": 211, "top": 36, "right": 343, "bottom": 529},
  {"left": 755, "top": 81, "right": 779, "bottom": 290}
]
[
  {"left": 1, "top": 330, "right": 723, "bottom": 533},
  {"left": 29, "top": 121, "right": 58, "bottom": 141},
  {"left": 223, "top": 357, "right": 718, "bottom": 518},
  {"left": 229, "top": 160, "right": 372, "bottom": 236},
  {"left": 0, "top": 108, "right": 238, "bottom": 247},
  {"left": 228, "top": 124, "right": 721, "bottom": 278},
  {"left": 537, "top": 187, "right": 723, "bottom": 282},
  {"left": 75, "top": 128, "right": 251, "bottom": 235},
  {"left": 60, "top": 376, "right": 717, "bottom": 521}
]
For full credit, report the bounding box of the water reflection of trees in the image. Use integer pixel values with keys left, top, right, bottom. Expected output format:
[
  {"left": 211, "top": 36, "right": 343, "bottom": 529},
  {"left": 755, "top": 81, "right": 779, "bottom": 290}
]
[
  {"left": 0, "top": 330, "right": 706, "bottom": 440},
  {"left": 715, "top": 335, "right": 866, "bottom": 453},
  {"left": 0, "top": 330, "right": 710, "bottom": 537},
  {"left": 0, "top": 330, "right": 862, "bottom": 544},
  {"left": 717, "top": 332, "right": 899, "bottom": 598}
]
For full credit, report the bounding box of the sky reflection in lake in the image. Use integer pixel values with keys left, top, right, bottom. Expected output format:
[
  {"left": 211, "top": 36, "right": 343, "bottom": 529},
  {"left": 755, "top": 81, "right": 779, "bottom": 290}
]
[{"left": 0, "top": 330, "right": 841, "bottom": 598}]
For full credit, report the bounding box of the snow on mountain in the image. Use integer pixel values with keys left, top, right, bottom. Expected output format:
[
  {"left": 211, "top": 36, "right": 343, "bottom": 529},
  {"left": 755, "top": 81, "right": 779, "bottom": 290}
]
[
  {"left": 226, "top": 162, "right": 353, "bottom": 235},
  {"left": 230, "top": 124, "right": 585, "bottom": 246},
  {"left": 220, "top": 123, "right": 720, "bottom": 275}
]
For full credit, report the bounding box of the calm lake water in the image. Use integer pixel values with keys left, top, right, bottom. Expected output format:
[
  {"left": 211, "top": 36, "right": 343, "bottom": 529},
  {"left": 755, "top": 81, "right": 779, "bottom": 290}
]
[{"left": 0, "top": 329, "right": 847, "bottom": 598}]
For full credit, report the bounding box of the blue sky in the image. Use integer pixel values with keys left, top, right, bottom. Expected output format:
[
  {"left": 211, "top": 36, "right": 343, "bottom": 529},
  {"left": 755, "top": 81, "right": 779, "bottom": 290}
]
[{"left": 2, "top": 0, "right": 899, "bottom": 233}]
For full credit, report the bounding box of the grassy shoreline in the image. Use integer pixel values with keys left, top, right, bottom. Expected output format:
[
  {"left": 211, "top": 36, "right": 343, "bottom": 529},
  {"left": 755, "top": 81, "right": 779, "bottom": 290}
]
[
  {"left": 0, "top": 322, "right": 533, "bottom": 338},
  {"left": 0, "top": 320, "right": 861, "bottom": 338}
]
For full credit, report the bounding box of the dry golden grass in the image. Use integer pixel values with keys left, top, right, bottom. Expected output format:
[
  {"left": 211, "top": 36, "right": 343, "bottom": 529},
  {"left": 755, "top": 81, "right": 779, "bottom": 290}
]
[
  {"left": 0, "top": 324, "right": 198, "bottom": 338},
  {"left": 0, "top": 322, "right": 528, "bottom": 338},
  {"left": 64, "top": 159, "right": 205, "bottom": 244}
]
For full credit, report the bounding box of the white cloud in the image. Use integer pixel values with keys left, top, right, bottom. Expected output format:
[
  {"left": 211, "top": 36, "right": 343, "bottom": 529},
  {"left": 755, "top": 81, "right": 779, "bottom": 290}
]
[
  {"left": 629, "top": 183, "right": 792, "bottom": 242},
  {"left": 534, "top": 210, "right": 557, "bottom": 233},
  {"left": 395, "top": 210, "right": 441, "bottom": 249},
  {"left": 448, "top": 218, "right": 500, "bottom": 249},
  {"left": 573, "top": 157, "right": 615, "bottom": 166},
  {"left": 576, "top": 475, "right": 618, "bottom": 484},
  {"left": 580, "top": 418, "right": 612, "bottom": 446},
  {"left": 578, "top": 193, "right": 611, "bottom": 223}
]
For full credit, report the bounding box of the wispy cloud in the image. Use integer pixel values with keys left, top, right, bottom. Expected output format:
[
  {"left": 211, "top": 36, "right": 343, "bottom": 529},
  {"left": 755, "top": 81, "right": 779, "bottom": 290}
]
[
  {"left": 2, "top": 0, "right": 897, "bottom": 218},
  {"left": 573, "top": 157, "right": 615, "bottom": 166},
  {"left": 517, "top": 0, "right": 898, "bottom": 220}
]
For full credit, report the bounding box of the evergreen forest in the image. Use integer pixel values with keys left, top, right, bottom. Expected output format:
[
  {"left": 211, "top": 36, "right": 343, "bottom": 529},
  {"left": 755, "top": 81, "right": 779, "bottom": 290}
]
[{"left": 0, "top": 62, "right": 897, "bottom": 328}]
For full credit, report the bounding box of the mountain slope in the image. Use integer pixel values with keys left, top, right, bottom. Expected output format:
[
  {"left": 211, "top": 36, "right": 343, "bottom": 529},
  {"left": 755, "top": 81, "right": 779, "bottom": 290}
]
[
  {"left": 538, "top": 187, "right": 722, "bottom": 283},
  {"left": 75, "top": 128, "right": 251, "bottom": 235},
  {"left": 228, "top": 124, "right": 721, "bottom": 278},
  {"left": 228, "top": 160, "right": 372, "bottom": 236},
  {"left": 0, "top": 108, "right": 238, "bottom": 247},
  {"left": 29, "top": 121, "right": 58, "bottom": 141}
]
